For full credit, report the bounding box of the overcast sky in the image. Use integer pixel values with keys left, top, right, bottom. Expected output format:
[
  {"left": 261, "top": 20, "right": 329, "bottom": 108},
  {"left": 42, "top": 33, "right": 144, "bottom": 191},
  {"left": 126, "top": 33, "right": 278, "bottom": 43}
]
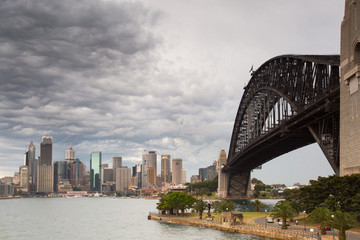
[{"left": 0, "top": 0, "right": 344, "bottom": 185}]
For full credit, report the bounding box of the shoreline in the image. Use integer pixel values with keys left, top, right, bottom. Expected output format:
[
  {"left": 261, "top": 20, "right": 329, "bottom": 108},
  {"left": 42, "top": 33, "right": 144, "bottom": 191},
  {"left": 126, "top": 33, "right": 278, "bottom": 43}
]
[{"left": 148, "top": 214, "right": 318, "bottom": 240}]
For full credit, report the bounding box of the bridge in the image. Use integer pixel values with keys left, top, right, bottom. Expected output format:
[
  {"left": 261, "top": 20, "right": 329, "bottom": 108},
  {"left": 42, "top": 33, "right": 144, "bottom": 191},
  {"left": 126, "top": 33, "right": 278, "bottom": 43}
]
[
  {"left": 221, "top": 55, "right": 340, "bottom": 197},
  {"left": 218, "top": 1, "right": 360, "bottom": 198}
]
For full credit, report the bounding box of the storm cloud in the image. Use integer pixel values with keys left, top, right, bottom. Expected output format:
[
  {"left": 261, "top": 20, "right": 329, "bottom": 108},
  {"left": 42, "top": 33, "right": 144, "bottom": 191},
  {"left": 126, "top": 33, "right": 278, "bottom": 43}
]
[{"left": 0, "top": 0, "right": 344, "bottom": 184}]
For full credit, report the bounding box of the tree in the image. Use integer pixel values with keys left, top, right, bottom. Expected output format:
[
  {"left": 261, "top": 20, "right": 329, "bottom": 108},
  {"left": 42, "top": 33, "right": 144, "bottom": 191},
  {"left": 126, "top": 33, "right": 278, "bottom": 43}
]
[
  {"left": 285, "top": 174, "right": 360, "bottom": 213},
  {"left": 193, "top": 199, "right": 207, "bottom": 219},
  {"left": 212, "top": 200, "right": 235, "bottom": 213},
  {"left": 328, "top": 211, "right": 358, "bottom": 240},
  {"left": 157, "top": 192, "right": 195, "bottom": 215},
  {"left": 271, "top": 201, "right": 297, "bottom": 229},
  {"left": 251, "top": 200, "right": 267, "bottom": 212},
  {"left": 307, "top": 207, "right": 331, "bottom": 235}
]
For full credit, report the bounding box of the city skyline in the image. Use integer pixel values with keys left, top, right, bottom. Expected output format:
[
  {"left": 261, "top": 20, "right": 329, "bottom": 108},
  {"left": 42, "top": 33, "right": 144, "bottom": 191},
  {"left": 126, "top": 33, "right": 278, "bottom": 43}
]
[{"left": 0, "top": 0, "right": 343, "bottom": 185}]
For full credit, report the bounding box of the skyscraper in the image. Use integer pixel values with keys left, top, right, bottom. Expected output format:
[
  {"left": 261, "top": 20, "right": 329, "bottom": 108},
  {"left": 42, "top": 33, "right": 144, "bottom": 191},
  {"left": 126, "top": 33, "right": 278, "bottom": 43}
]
[
  {"left": 90, "top": 151, "right": 102, "bottom": 192},
  {"left": 28, "top": 141, "right": 36, "bottom": 189},
  {"left": 37, "top": 136, "right": 53, "bottom": 193},
  {"left": 65, "top": 146, "right": 75, "bottom": 163},
  {"left": 112, "top": 156, "right": 122, "bottom": 182},
  {"left": 54, "top": 161, "right": 68, "bottom": 191},
  {"left": 172, "top": 158, "right": 182, "bottom": 185},
  {"left": 115, "top": 167, "right": 131, "bottom": 194},
  {"left": 141, "top": 150, "right": 156, "bottom": 188},
  {"left": 161, "top": 155, "right": 171, "bottom": 184},
  {"left": 40, "top": 136, "right": 52, "bottom": 166}
]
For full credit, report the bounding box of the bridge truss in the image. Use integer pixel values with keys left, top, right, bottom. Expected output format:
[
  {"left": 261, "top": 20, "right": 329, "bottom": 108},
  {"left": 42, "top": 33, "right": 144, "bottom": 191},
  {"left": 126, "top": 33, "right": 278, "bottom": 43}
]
[{"left": 224, "top": 55, "right": 340, "bottom": 197}]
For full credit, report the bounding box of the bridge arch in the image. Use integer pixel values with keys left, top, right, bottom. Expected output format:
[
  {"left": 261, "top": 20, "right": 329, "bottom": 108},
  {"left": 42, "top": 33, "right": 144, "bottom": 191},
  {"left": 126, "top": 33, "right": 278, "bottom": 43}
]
[{"left": 224, "top": 55, "right": 340, "bottom": 197}]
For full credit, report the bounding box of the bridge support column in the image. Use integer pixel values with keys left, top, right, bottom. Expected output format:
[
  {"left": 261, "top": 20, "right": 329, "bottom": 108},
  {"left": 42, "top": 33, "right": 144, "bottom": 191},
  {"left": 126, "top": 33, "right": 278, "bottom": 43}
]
[
  {"left": 340, "top": 0, "right": 360, "bottom": 176},
  {"left": 217, "top": 150, "right": 229, "bottom": 198},
  {"left": 227, "top": 171, "right": 251, "bottom": 198}
]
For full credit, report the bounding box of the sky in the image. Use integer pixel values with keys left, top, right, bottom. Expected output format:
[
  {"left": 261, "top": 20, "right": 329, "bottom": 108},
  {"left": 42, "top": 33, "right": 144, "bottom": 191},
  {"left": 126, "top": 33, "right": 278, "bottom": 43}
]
[{"left": 0, "top": 0, "right": 345, "bottom": 185}]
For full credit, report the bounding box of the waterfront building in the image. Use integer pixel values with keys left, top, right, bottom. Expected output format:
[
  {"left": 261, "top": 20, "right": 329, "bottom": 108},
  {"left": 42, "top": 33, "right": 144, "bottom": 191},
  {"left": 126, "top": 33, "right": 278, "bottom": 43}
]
[
  {"left": 161, "top": 155, "right": 171, "bottom": 184},
  {"left": 54, "top": 161, "right": 68, "bottom": 192},
  {"left": 37, "top": 136, "right": 54, "bottom": 193},
  {"left": 0, "top": 177, "right": 14, "bottom": 196},
  {"left": 90, "top": 151, "right": 102, "bottom": 192},
  {"left": 171, "top": 158, "right": 182, "bottom": 185},
  {"left": 65, "top": 146, "right": 75, "bottom": 163},
  {"left": 112, "top": 156, "right": 122, "bottom": 183},
  {"left": 132, "top": 164, "right": 142, "bottom": 189},
  {"left": 19, "top": 166, "right": 29, "bottom": 193},
  {"left": 37, "top": 165, "right": 54, "bottom": 193},
  {"left": 57, "top": 179, "right": 72, "bottom": 193},
  {"left": 115, "top": 167, "right": 131, "bottom": 194},
  {"left": 141, "top": 150, "right": 156, "bottom": 188},
  {"left": 69, "top": 158, "right": 86, "bottom": 187},
  {"left": 28, "top": 141, "right": 37, "bottom": 191},
  {"left": 40, "top": 136, "right": 52, "bottom": 166},
  {"left": 103, "top": 168, "right": 113, "bottom": 183}
]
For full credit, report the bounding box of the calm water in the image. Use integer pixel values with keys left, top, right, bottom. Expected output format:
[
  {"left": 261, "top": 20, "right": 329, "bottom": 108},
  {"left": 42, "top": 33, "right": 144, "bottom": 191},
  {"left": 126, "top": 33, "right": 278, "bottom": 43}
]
[{"left": 0, "top": 198, "right": 277, "bottom": 240}]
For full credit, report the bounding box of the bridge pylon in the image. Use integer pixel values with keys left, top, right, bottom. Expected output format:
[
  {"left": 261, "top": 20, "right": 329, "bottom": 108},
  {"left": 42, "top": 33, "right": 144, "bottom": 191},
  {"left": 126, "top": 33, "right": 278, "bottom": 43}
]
[{"left": 340, "top": 0, "right": 360, "bottom": 175}]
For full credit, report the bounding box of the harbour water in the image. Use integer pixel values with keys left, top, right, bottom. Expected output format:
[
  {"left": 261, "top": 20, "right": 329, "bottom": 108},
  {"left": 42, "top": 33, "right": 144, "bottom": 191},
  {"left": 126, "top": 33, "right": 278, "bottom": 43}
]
[{"left": 0, "top": 197, "right": 277, "bottom": 240}]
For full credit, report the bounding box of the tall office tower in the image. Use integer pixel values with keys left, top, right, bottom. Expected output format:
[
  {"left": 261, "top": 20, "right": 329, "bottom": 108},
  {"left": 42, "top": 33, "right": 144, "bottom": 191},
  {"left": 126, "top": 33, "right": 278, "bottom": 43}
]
[
  {"left": 172, "top": 158, "right": 182, "bottom": 185},
  {"left": 199, "top": 168, "right": 206, "bottom": 182},
  {"left": 147, "top": 166, "right": 156, "bottom": 186},
  {"left": 28, "top": 141, "right": 36, "bottom": 186},
  {"left": 113, "top": 156, "right": 122, "bottom": 169},
  {"left": 54, "top": 161, "right": 68, "bottom": 192},
  {"left": 182, "top": 168, "right": 186, "bottom": 184},
  {"left": 90, "top": 151, "right": 102, "bottom": 192},
  {"left": 141, "top": 150, "right": 156, "bottom": 188},
  {"left": 115, "top": 167, "right": 131, "bottom": 194},
  {"left": 65, "top": 146, "right": 75, "bottom": 163},
  {"left": 37, "top": 136, "right": 53, "bottom": 193},
  {"left": 69, "top": 158, "right": 86, "bottom": 187},
  {"left": 24, "top": 149, "right": 29, "bottom": 166},
  {"left": 134, "top": 164, "right": 142, "bottom": 189},
  {"left": 19, "top": 166, "right": 29, "bottom": 193},
  {"left": 112, "top": 156, "right": 122, "bottom": 181},
  {"left": 40, "top": 136, "right": 52, "bottom": 166},
  {"left": 161, "top": 155, "right": 171, "bottom": 184},
  {"left": 37, "top": 165, "right": 54, "bottom": 193}
]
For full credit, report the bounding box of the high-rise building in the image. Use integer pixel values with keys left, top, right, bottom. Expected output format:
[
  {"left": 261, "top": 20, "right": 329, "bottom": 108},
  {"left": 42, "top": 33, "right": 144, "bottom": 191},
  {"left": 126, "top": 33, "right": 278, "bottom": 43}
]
[
  {"left": 37, "top": 165, "right": 53, "bottom": 193},
  {"left": 54, "top": 161, "right": 68, "bottom": 192},
  {"left": 182, "top": 168, "right": 187, "bottom": 184},
  {"left": 115, "top": 167, "right": 131, "bottom": 194},
  {"left": 40, "top": 136, "right": 52, "bottom": 166},
  {"left": 37, "top": 136, "right": 53, "bottom": 193},
  {"left": 65, "top": 146, "right": 75, "bottom": 163},
  {"left": 112, "top": 156, "right": 122, "bottom": 182},
  {"left": 132, "top": 164, "right": 142, "bottom": 189},
  {"left": 161, "top": 155, "right": 171, "bottom": 184},
  {"left": 172, "top": 158, "right": 182, "bottom": 185},
  {"left": 199, "top": 168, "right": 206, "bottom": 182},
  {"left": 69, "top": 158, "right": 86, "bottom": 187},
  {"left": 147, "top": 166, "right": 156, "bottom": 186},
  {"left": 19, "top": 166, "right": 29, "bottom": 193},
  {"left": 90, "top": 151, "right": 102, "bottom": 192},
  {"left": 28, "top": 141, "right": 36, "bottom": 189},
  {"left": 113, "top": 157, "right": 122, "bottom": 169},
  {"left": 141, "top": 150, "right": 156, "bottom": 188}
]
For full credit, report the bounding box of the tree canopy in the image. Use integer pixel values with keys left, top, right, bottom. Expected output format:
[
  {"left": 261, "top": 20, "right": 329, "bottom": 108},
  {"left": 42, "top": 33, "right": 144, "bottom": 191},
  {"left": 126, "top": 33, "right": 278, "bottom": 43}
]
[
  {"left": 157, "top": 192, "right": 195, "bottom": 215},
  {"left": 271, "top": 201, "right": 297, "bottom": 229},
  {"left": 285, "top": 174, "right": 360, "bottom": 213}
]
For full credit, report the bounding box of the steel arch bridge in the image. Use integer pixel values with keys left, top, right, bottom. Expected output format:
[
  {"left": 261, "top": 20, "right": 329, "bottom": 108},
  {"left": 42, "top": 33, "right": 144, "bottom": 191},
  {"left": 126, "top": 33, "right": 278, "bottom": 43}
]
[{"left": 223, "top": 55, "right": 340, "bottom": 197}]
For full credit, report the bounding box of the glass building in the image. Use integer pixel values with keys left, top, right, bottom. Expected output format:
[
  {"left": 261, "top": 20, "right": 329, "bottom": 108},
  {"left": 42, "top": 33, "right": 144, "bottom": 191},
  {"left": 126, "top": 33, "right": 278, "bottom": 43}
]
[{"left": 90, "top": 152, "right": 102, "bottom": 192}]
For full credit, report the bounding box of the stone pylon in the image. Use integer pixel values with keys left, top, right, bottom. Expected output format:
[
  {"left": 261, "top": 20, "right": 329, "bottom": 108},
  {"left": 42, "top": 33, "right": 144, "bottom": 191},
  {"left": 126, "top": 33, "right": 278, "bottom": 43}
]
[
  {"left": 340, "top": 0, "right": 360, "bottom": 176},
  {"left": 217, "top": 149, "right": 228, "bottom": 198}
]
